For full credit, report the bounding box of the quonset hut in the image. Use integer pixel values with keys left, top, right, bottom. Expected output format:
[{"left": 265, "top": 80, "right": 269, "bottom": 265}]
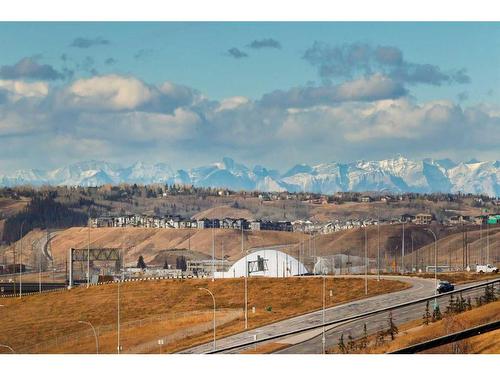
[{"left": 215, "top": 249, "right": 308, "bottom": 278}]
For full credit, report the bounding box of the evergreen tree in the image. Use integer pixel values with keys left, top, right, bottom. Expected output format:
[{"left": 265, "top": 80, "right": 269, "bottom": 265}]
[
  {"left": 446, "top": 294, "right": 455, "bottom": 315},
  {"left": 466, "top": 296, "right": 472, "bottom": 310},
  {"left": 386, "top": 311, "right": 399, "bottom": 340},
  {"left": 475, "top": 296, "right": 483, "bottom": 307},
  {"left": 137, "top": 255, "right": 146, "bottom": 269},
  {"left": 432, "top": 305, "right": 442, "bottom": 322},
  {"left": 483, "top": 284, "right": 497, "bottom": 304},
  {"left": 358, "top": 323, "right": 368, "bottom": 350},
  {"left": 337, "top": 334, "right": 347, "bottom": 354},
  {"left": 347, "top": 334, "right": 356, "bottom": 352},
  {"left": 176, "top": 256, "right": 187, "bottom": 271},
  {"left": 423, "top": 300, "right": 431, "bottom": 325},
  {"left": 375, "top": 326, "right": 386, "bottom": 347},
  {"left": 457, "top": 293, "right": 466, "bottom": 313}
]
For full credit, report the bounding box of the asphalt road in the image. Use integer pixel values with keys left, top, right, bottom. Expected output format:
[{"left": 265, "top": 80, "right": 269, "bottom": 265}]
[
  {"left": 276, "top": 278, "right": 494, "bottom": 354},
  {"left": 179, "top": 275, "right": 437, "bottom": 354}
]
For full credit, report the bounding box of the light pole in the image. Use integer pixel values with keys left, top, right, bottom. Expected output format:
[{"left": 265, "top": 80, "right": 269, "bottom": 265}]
[
  {"left": 322, "top": 271, "right": 326, "bottom": 354},
  {"left": 0, "top": 344, "right": 15, "bottom": 353},
  {"left": 198, "top": 287, "right": 216, "bottom": 351},
  {"left": 19, "top": 221, "right": 25, "bottom": 299},
  {"left": 364, "top": 225, "right": 368, "bottom": 295},
  {"left": 87, "top": 217, "right": 91, "bottom": 288},
  {"left": 78, "top": 320, "right": 99, "bottom": 354},
  {"left": 424, "top": 228, "right": 438, "bottom": 306},
  {"left": 377, "top": 213, "right": 381, "bottom": 281},
  {"left": 401, "top": 221, "right": 405, "bottom": 274},
  {"left": 242, "top": 226, "right": 248, "bottom": 329},
  {"left": 211, "top": 223, "right": 215, "bottom": 282},
  {"left": 117, "top": 254, "right": 121, "bottom": 355}
]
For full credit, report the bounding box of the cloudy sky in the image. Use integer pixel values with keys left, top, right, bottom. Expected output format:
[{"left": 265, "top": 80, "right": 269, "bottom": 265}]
[{"left": 0, "top": 22, "right": 499, "bottom": 173}]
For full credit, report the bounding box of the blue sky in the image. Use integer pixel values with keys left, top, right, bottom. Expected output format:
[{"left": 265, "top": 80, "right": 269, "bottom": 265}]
[{"left": 0, "top": 22, "right": 499, "bottom": 172}]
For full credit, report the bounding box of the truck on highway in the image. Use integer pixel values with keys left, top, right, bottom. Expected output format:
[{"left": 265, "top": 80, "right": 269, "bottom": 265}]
[{"left": 476, "top": 264, "right": 499, "bottom": 273}]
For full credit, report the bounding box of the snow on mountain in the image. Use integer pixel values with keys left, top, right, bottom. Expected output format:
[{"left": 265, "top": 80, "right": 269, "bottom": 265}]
[{"left": 1, "top": 156, "right": 498, "bottom": 196}]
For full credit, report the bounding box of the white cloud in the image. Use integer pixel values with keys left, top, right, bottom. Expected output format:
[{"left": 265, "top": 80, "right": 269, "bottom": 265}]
[
  {"left": 0, "top": 72, "right": 498, "bottom": 172},
  {"left": 0, "top": 79, "right": 49, "bottom": 100},
  {"left": 64, "top": 74, "right": 155, "bottom": 111},
  {"left": 215, "top": 96, "right": 250, "bottom": 112}
]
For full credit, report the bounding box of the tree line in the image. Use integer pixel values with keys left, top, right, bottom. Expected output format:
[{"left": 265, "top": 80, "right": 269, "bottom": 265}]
[{"left": 2, "top": 195, "right": 88, "bottom": 243}]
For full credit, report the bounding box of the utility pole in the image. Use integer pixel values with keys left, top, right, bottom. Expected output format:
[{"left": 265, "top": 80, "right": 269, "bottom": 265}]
[
  {"left": 221, "top": 240, "right": 224, "bottom": 279},
  {"left": 364, "top": 225, "right": 368, "bottom": 295},
  {"left": 322, "top": 272, "right": 326, "bottom": 354},
  {"left": 486, "top": 221, "right": 490, "bottom": 264},
  {"left": 87, "top": 217, "right": 91, "bottom": 288},
  {"left": 117, "top": 275, "right": 121, "bottom": 354},
  {"left": 212, "top": 224, "right": 215, "bottom": 282},
  {"left": 401, "top": 222, "right": 405, "bottom": 274},
  {"left": 377, "top": 215, "right": 380, "bottom": 281},
  {"left": 242, "top": 225, "right": 248, "bottom": 330},
  {"left": 19, "top": 221, "right": 25, "bottom": 299}
]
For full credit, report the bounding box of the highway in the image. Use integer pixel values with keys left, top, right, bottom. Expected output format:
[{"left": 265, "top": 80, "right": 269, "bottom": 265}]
[
  {"left": 276, "top": 278, "right": 495, "bottom": 354},
  {"left": 179, "top": 275, "right": 437, "bottom": 354}
]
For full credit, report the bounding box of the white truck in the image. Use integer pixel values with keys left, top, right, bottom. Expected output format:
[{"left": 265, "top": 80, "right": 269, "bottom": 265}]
[{"left": 476, "top": 264, "right": 499, "bottom": 273}]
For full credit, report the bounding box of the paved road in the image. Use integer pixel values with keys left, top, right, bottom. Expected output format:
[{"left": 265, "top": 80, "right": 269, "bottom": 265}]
[
  {"left": 276, "top": 278, "right": 496, "bottom": 354},
  {"left": 179, "top": 275, "right": 436, "bottom": 354}
]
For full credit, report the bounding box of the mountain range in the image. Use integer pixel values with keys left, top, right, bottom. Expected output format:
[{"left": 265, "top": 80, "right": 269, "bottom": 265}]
[{"left": 1, "top": 157, "right": 499, "bottom": 196}]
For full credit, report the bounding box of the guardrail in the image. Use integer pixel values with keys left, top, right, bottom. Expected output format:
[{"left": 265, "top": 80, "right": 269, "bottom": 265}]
[
  {"left": 389, "top": 320, "right": 500, "bottom": 354},
  {"left": 203, "top": 277, "right": 500, "bottom": 354},
  {"left": 0, "top": 273, "right": 208, "bottom": 298}
]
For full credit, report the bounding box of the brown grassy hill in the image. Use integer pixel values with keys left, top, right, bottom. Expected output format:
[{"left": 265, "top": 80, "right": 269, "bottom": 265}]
[
  {"left": 6, "top": 224, "right": 499, "bottom": 272},
  {"left": 407, "top": 225, "right": 500, "bottom": 269},
  {"left": 0, "top": 197, "right": 30, "bottom": 239},
  {"left": 46, "top": 227, "right": 308, "bottom": 267},
  {"left": 0, "top": 277, "right": 408, "bottom": 354}
]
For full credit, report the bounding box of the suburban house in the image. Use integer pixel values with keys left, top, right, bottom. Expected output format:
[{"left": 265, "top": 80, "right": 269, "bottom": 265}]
[{"left": 415, "top": 213, "right": 433, "bottom": 225}]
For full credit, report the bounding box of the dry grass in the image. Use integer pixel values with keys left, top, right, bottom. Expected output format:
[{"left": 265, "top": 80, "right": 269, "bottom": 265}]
[
  {"left": 353, "top": 300, "right": 500, "bottom": 354},
  {"left": 0, "top": 277, "right": 408, "bottom": 354},
  {"left": 47, "top": 227, "right": 310, "bottom": 268}
]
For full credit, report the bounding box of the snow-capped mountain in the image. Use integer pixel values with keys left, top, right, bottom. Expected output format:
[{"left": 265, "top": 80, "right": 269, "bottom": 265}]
[{"left": 0, "top": 157, "right": 499, "bottom": 196}]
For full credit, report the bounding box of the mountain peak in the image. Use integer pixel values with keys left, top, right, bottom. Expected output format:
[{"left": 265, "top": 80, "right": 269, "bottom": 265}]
[{"left": 1, "top": 157, "right": 498, "bottom": 196}]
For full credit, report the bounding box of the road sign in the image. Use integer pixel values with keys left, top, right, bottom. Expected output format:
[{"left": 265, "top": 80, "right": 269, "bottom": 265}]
[{"left": 158, "top": 339, "right": 164, "bottom": 345}]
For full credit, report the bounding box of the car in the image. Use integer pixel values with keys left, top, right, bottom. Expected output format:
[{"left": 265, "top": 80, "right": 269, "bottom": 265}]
[{"left": 437, "top": 280, "right": 455, "bottom": 294}]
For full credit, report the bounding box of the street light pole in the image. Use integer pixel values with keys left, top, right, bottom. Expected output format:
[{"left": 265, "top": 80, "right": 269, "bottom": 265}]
[
  {"left": 401, "top": 222, "right": 405, "bottom": 274},
  {"left": 322, "top": 272, "right": 326, "bottom": 354},
  {"left": 242, "top": 226, "right": 248, "bottom": 330},
  {"left": 19, "top": 221, "right": 25, "bottom": 299},
  {"left": 212, "top": 224, "right": 215, "bottom": 282},
  {"left": 198, "top": 287, "right": 216, "bottom": 351},
  {"left": 87, "top": 217, "right": 91, "bottom": 288},
  {"left": 117, "top": 266, "right": 121, "bottom": 354},
  {"left": 78, "top": 320, "right": 99, "bottom": 354},
  {"left": 364, "top": 225, "right": 368, "bottom": 295},
  {"left": 425, "top": 228, "right": 438, "bottom": 306},
  {"left": 377, "top": 214, "right": 380, "bottom": 281}
]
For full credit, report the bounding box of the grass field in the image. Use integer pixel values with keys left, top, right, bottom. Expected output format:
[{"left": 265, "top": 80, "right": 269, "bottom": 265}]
[
  {"left": 327, "top": 299, "right": 500, "bottom": 354},
  {"left": 0, "top": 277, "right": 408, "bottom": 354}
]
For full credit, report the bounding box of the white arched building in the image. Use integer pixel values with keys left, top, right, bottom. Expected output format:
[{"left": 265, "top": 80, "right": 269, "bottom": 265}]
[{"left": 215, "top": 249, "right": 308, "bottom": 278}]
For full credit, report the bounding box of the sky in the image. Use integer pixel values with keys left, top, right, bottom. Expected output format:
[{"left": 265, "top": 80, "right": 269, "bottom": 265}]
[{"left": 0, "top": 22, "right": 499, "bottom": 173}]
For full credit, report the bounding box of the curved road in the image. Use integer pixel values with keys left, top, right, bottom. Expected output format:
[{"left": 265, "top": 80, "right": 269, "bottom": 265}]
[
  {"left": 180, "top": 276, "right": 436, "bottom": 354},
  {"left": 276, "top": 277, "right": 496, "bottom": 354}
]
